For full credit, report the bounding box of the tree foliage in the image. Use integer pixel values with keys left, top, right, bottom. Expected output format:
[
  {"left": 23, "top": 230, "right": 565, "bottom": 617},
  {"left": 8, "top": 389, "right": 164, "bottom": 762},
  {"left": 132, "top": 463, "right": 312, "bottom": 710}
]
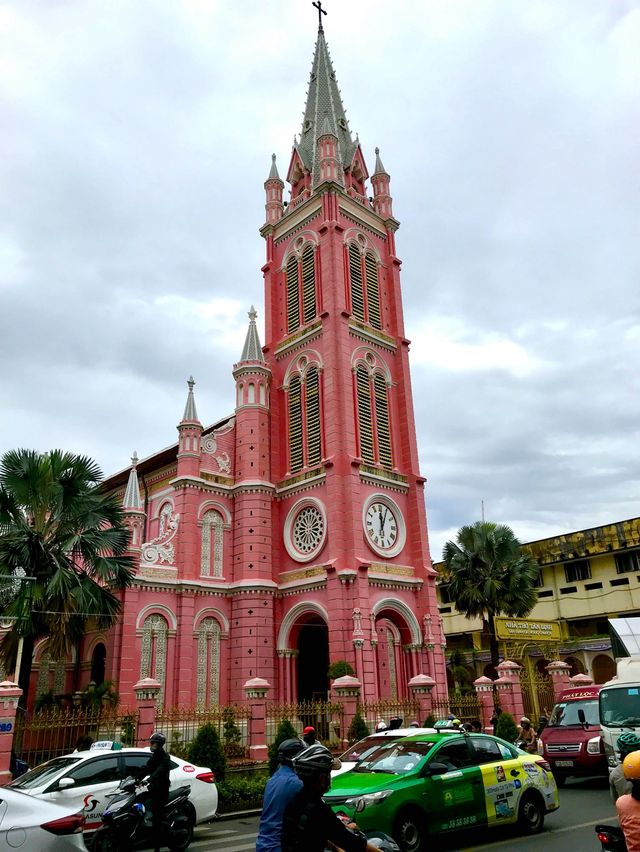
[
  {"left": 268, "top": 719, "right": 299, "bottom": 775},
  {"left": 327, "top": 660, "right": 355, "bottom": 680},
  {"left": 441, "top": 521, "right": 539, "bottom": 668},
  {"left": 0, "top": 449, "right": 135, "bottom": 703},
  {"left": 347, "top": 711, "right": 370, "bottom": 744},
  {"left": 496, "top": 711, "right": 518, "bottom": 744},
  {"left": 188, "top": 723, "right": 227, "bottom": 781}
]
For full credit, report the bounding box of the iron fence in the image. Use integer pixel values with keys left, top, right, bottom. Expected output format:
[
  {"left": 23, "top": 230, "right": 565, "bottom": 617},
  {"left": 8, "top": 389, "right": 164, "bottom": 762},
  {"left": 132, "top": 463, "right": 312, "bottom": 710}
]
[
  {"left": 266, "top": 700, "right": 344, "bottom": 747},
  {"left": 156, "top": 704, "right": 252, "bottom": 758},
  {"left": 432, "top": 692, "right": 481, "bottom": 724},
  {"left": 360, "top": 698, "right": 420, "bottom": 730}
]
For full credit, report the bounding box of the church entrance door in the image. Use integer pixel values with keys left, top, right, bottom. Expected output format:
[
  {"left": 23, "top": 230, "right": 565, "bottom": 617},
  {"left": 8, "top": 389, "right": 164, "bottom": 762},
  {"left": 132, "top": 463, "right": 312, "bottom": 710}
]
[{"left": 296, "top": 617, "right": 329, "bottom": 702}]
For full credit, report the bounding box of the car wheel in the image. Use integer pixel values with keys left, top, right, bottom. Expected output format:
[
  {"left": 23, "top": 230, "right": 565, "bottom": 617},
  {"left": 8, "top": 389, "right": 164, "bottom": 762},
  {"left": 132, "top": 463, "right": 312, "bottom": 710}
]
[
  {"left": 393, "top": 808, "right": 427, "bottom": 852},
  {"left": 517, "top": 791, "right": 545, "bottom": 834},
  {"left": 554, "top": 773, "right": 567, "bottom": 788}
]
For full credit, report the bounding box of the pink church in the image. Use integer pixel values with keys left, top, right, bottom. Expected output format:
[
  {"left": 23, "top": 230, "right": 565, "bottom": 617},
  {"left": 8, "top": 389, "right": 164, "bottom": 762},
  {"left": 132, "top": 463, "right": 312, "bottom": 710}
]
[{"left": 84, "top": 22, "right": 447, "bottom": 709}]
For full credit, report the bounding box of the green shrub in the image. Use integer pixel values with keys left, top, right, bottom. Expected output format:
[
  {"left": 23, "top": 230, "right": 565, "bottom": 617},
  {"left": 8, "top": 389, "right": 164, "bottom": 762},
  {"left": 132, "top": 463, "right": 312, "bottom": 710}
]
[
  {"left": 495, "top": 711, "right": 518, "bottom": 744},
  {"left": 222, "top": 708, "right": 245, "bottom": 758},
  {"left": 422, "top": 714, "right": 436, "bottom": 728},
  {"left": 189, "top": 723, "right": 227, "bottom": 782},
  {"left": 327, "top": 660, "right": 355, "bottom": 680},
  {"left": 347, "top": 712, "right": 369, "bottom": 744},
  {"left": 216, "top": 771, "right": 268, "bottom": 814},
  {"left": 168, "top": 730, "right": 191, "bottom": 760},
  {"left": 268, "top": 719, "right": 299, "bottom": 775}
]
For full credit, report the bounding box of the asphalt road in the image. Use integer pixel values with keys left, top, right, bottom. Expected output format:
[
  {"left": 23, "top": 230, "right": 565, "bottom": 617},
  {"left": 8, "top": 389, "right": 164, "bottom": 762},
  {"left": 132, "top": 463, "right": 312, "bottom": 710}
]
[{"left": 183, "top": 775, "right": 616, "bottom": 851}]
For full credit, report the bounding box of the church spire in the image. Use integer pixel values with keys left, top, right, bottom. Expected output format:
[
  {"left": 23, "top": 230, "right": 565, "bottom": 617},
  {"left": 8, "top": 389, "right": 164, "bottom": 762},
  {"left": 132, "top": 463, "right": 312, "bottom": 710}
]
[
  {"left": 182, "top": 376, "right": 199, "bottom": 423},
  {"left": 123, "top": 451, "right": 142, "bottom": 510},
  {"left": 239, "top": 306, "right": 263, "bottom": 362}
]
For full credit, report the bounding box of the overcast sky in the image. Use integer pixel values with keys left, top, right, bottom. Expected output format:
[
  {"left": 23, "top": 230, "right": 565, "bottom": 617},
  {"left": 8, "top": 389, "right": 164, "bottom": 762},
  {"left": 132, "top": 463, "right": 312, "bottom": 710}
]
[{"left": 1, "top": 0, "right": 638, "bottom": 560}]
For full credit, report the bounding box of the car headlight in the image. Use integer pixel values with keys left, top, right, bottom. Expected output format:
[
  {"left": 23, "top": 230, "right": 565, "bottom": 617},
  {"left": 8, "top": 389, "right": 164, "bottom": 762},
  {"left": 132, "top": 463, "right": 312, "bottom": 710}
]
[
  {"left": 587, "top": 736, "right": 602, "bottom": 755},
  {"left": 346, "top": 789, "right": 394, "bottom": 813}
]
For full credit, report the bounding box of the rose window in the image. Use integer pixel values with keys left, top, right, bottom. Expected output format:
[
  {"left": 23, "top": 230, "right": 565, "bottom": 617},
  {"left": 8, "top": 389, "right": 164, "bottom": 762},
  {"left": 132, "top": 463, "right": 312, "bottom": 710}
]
[{"left": 292, "top": 506, "right": 324, "bottom": 554}]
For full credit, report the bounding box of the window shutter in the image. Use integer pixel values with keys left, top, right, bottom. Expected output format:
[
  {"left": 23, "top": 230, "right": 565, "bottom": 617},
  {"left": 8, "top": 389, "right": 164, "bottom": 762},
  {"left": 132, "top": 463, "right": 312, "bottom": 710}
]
[
  {"left": 286, "top": 255, "right": 299, "bottom": 333},
  {"left": 289, "top": 375, "right": 303, "bottom": 473},
  {"left": 365, "top": 253, "right": 382, "bottom": 330},
  {"left": 349, "top": 244, "right": 365, "bottom": 322},
  {"left": 306, "top": 367, "right": 321, "bottom": 466},
  {"left": 374, "top": 373, "right": 392, "bottom": 468},
  {"left": 302, "top": 245, "right": 316, "bottom": 324},
  {"left": 356, "top": 365, "right": 374, "bottom": 463}
]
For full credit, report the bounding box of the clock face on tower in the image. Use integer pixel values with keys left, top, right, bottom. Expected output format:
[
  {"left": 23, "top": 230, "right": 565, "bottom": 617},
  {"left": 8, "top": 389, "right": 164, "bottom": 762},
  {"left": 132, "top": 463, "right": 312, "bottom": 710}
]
[{"left": 363, "top": 496, "right": 406, "bottom": 558}]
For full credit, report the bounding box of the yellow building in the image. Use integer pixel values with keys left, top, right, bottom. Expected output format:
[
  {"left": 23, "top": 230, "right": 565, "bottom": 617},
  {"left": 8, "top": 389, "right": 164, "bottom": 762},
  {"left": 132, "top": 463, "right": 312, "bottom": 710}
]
[{"left": 435, "top": 517, "right": 640, "bottom": 688}]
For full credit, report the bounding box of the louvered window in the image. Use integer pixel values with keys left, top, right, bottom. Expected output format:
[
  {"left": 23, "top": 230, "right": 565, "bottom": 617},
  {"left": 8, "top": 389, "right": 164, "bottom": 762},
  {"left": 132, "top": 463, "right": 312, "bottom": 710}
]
[
  {"left": 286, "top": 255, "right": 299, "bottom": 334},
  {"left": 302, "top": 245, "right": 316, "bottom": 324},
  {"left": 289, "top": 375, "right": 303, "bottom": 473},
  {"left": 349, "top": 243, "right": 365, "bottom": 322},
  {"left": 365, "top": 252, "right": 382, "bottom": 330},
  {"left": 306, "top": 367, "right": 321, "bottom": 466},
  {"left": 356, "top": 365, "right": 374, "bottom": 463},
  {"left": 374, "top": 373, "right": 392, "bottom": 467}
]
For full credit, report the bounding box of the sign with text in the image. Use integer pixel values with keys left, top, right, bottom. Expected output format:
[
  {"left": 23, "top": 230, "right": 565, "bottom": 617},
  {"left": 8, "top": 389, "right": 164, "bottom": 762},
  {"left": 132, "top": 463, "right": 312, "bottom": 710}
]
[{"left": 495, "top": 617, "right": 561, "bottom": 642}]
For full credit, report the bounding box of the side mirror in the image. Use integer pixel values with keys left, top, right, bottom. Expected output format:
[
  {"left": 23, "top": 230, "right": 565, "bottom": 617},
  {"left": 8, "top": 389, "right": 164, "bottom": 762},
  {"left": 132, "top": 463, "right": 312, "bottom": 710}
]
[
  {"left": 424, "top": 761, "right": 450, "bottom": 777},
  {"left": 578, "top": 708, "right": 587, "bottom": 728},
  {"left": 57, "top": 777, "right": 76, "bottom": 790}
]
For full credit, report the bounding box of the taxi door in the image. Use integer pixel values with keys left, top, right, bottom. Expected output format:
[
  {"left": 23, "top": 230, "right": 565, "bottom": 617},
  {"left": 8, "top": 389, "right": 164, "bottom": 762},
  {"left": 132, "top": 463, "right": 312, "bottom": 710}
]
[
  {"left": 468, "top": 736, "right": 522, "bottom": 826},
  {"left": 43, "top": 754, "right": 122, "bottom": 831},
  {"left": 423, "top": 736, "right": 486, "bottom": 834}
]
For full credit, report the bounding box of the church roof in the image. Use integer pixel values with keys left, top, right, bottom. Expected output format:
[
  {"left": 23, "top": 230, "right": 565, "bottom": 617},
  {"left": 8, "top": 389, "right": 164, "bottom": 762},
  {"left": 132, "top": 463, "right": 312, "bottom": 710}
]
[
  {"left": 182, "top": 376, "right": 199, "bottom": 423},
  {"left": 298, "top": 25, "right": 356, "bottom": 187},
  {"left": 122, "top": 452, "right": 143, "bottom": 510},
  {"left": 239, "top": 306, "right": 263, "bottom": 362}
]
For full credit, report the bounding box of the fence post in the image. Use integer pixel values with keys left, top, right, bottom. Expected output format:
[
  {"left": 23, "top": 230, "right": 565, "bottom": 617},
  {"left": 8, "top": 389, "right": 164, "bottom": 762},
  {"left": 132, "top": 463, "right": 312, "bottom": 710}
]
[
  {"left": 133, "top": 678, "right": 161, "bottom": 746},
  {"left": 494, "top": 660, "right": 525, "bottom": 721},
  {"left": 473, "top": 676, "right": 495, "bottom": 732},
  {"left": 408, "top": 675, "right": 436, "bottom": 724},
  {"left": 569, "top": 672, "right": 594, "bottom": 687},
  {"left": 546, "top": 660, "right": 572, "bottom": 700},
  {"left": 0, "top": 681, "right": 22, "bottom": 786},
  {"left": 244, "top": 678, "right": 270, "bottom": 761},
  {"left": 332, "top": 676, "right": 361, "bottom": 747}
]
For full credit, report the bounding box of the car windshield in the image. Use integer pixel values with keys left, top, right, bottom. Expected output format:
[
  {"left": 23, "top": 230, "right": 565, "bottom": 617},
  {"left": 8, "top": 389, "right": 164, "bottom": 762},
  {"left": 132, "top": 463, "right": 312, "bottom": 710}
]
[
  {"left": 548, "top": 699, "right": 599, "bottom": 727},
  {"left": 354, "top": 740, "right": 435, "bottom": 775},
  {"left": 600, "top": 687, "right": 640, "bottom": 728},
  {"left": 10, "top": 756, "right": 82, "bottom": 790},
  {"left": 339, "top": 735, "right": 401, "bottom": 763}
]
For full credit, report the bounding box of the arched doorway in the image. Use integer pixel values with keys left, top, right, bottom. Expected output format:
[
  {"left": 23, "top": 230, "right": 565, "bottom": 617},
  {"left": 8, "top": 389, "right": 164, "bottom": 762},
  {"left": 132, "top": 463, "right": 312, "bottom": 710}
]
[
  {"left": 90, "top": 643, "right": 106, "bottom": 686},
  {"left": 592, "top": 654, "right": 616, "bottom": 684},
  {"left": 296, "top": 617, "right": 329, "bottom": 702},
  {"left": 564, "top": 656, "right": 585, "bottom": 677}
]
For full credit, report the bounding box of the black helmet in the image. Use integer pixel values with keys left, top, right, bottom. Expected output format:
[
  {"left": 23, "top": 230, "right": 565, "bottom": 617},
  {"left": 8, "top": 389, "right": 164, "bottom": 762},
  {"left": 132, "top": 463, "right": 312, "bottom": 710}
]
[
  {"left": 149, "top": 732, "right": 166, "bottom": 746},
  {"left": 278, "top": 738, "right": 304, "bottom": 762},
  {"left": 292, "top": 744, "right": 334, "bottom": 778}
]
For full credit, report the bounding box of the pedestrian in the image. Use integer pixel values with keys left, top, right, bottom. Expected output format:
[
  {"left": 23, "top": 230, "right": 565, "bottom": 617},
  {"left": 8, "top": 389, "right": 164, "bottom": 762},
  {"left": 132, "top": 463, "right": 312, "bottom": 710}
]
[
  {"left": 388, "top": 716, "right": 403, "bottom": 730},
  {"left": 517, "top": 718, "right": 537, "bottom": 754},
  {"left": 136, "top": 732, "right": 171, "bottom": 852},
  {"left": 611, "top": 733, "right": 640, "bottom": 803},
  {"left": 470, "top": 719, "right": 482, "bottom": 733},
  {"left": 375, "top": 718, "right": 387, "bottom": 732},
  {"left": 490, "top": 707, "right": 502, "bottom": 735},
  {"left": 409, "top": 720, "right": 420, "bottom": 728},
  {"left": 256, "top": 738, "right": 304, "bottom": 852},
  {"left": 73, "top": 734, "right": 94, "bottom": 752},
  {"left": 302, "top": 726, "right": 318, "bottom": 746},
  {"left": 616, "top": 751, "right": 640, "bottom": 852}
]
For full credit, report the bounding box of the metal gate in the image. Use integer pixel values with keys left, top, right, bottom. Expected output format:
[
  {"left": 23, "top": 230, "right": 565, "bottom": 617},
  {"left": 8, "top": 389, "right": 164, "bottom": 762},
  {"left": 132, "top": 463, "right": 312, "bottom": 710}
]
[{"left": 519, "top": 666, "right": 555, "bottom": 724}]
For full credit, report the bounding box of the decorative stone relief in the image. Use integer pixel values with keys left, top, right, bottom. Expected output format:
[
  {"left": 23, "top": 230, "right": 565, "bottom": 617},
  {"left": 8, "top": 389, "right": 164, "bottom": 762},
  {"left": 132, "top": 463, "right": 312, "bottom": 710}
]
[
  {"left": 196, "top": 618, "right": 221, "bottom": 709},
  {"left": 200, "top": 511, "right": 224, "bottom": 578},
  {"left": 202, "top": 435, "right": 217, "bottom": 455},
  {"left": 352, "top": 608, "right": 364, "bottom": 638},
  {"left": 53, "top": 660, "right": 66, "bottom": 694},
  {"left": 203, "top": 435, "right": 232, "bottom": 475},
  {"left": 423, "top": 614, "right": 433, "bottom": 644},
  {"left": 141, "top": 505, "right": 179, "bottom": 565},
  {"left": 140, "top": 615, "right": 168, "bottom": 707},
  {"left": 36, "top": 650, "right": 50, "bottom": 697},
  {"left": 215, "top": 451, "right": 231, "bottom": 474},
  {"left": 386, "top": 628, "right": 397, "bottom": 698}
]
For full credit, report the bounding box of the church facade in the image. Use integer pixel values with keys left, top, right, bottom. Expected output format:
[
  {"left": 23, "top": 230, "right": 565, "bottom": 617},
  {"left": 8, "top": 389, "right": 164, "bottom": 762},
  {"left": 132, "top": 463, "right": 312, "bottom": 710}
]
[{"left": 85, "top": 23, "right": 447, "bottom": 709}]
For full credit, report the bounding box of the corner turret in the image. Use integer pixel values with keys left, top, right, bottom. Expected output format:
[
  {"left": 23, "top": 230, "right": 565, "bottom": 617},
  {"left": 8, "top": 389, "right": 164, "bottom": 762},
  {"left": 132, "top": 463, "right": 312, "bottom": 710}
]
[
  {"left": 177, "top": 377, "right": 202, "bottom": 478},
  {"left": 264, "top": 154, "right": 284, "bottom": 226},
  {"left": 122, "top": 451, "right": 145, "bottom": 551},
  {"left": 371, "top": 147, "right": 393, "bottom": 219}
]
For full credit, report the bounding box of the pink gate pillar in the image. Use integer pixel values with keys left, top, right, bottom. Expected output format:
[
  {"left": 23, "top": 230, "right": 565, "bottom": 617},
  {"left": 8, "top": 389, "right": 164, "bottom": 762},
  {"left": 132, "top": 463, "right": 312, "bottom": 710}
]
[
  {"left": 569, "top": 673, "right": 594, "bottom": 687},
  {"left": 546, "top": 661, "right": 572, "bottom": 700},
  {"left": 244, "top": 678, "right": 270, "bottom": 761},
  {"left": 473, "top": 676, "right": 495, "bottom": 732},
  {"left": 332, "top": 676, "right": 361, "bottom": 747},
  {"left": 133, "top": 678, "right": 161, "bottom": 746},
  {"left": 408, "top": 675, "right": 436, "bottom": 724},
  {"left": 494, "top": 660, "right": 525, "bottom": 721},
  {"left": 0, "top": 681, "right": 22, "bottom": 785}
]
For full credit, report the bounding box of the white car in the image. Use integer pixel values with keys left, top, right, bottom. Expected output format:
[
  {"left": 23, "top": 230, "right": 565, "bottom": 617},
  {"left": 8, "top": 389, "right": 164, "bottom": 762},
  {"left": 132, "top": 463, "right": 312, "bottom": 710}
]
[
  {"left": 334, "top": 728, "right": 439, "bottom": 776},
  {"left": 0, "top": 786, "right": 88, "bottom": 850},
  {"left": 9, "top": 744, "right": 217, "bottom": 836}
]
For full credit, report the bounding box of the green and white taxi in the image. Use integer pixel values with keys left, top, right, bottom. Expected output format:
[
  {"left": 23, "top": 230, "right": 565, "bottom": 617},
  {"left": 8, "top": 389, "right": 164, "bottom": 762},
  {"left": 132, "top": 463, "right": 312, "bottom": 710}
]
[{"left": 325, "top": 731, "right": 559, "bottom": 852}]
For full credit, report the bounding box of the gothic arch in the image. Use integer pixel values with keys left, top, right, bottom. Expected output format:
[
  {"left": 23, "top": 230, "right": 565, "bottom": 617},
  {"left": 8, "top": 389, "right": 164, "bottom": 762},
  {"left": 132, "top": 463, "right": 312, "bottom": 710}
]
[
  {"left": 195, "top": 617, "right": 221, "bottom": 708},
  {"left": 343, "top": 228, "right": 382, "bottom": 263},
  {"left": 277, "top": 601, "right": 330, "bottom": 651},
  {"left": 283, "top": 349, "right": 324, "bottom": 389},
  {"left": 371, "top": 598, "right": 422, "bottom": 645},
  {"left": 136, "top": 604, "right": 177, "bottom": 632},
  {"left": 197, "top": 501, "right": 231, "bottom": 525},
  {"left": 139, "top": 613, "right": 169, "bottom": 706},
  {"left": 281, "top": 231, "right": 320, "bottom": 267},
  {"left": 200, "top": 508, "right": 225, "bottom": 578},
  {"left": 351, "top": 347, "right": 392, "bottom": 385},
  {"left": 193, "top": 607, "right": 230, "bottom": 635},
  {"left": 151, "top": 496, "right": 175, "bottom": 519}
]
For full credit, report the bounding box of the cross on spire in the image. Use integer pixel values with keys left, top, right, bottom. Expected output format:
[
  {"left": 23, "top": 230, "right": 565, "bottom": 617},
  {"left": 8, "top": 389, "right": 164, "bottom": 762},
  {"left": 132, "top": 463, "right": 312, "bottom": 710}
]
[{"left": 312, "top": 0, "right": 327, "bottom": 31}]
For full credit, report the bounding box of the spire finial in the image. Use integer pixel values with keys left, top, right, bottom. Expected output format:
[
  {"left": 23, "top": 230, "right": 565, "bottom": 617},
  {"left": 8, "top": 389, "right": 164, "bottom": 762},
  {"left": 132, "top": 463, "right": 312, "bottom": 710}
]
[
  {"left": 249, "top": 305, "right": 257, "bottom": 321},
  {"left": 131, "top": 451, "right": 138, "bottom": 467},
  {"left": 239, "top": 306, "right": 263, "bottom": 362},
  {"left": 182, "top": 376, "right": 199, "bottom": 423},
  {"left": 312, "top": 0, "right": 327, "bottom": 31}
]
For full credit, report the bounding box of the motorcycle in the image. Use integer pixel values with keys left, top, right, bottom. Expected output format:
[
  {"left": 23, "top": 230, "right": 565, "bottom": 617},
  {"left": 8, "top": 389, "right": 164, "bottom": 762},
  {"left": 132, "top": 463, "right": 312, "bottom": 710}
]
[
  {"left": 595, "top": 823, "right": 627, "bottom": 852},
  {"left": 332, "top": 813, "right": 400, "bottom": 851},
  {"left": 92, "top": 775, "right": 194, "bottom": 851}
]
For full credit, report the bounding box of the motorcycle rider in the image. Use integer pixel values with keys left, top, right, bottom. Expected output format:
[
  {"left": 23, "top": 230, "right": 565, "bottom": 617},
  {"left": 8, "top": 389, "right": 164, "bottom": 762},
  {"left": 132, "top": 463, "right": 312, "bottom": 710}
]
[
  {"left": 282, "top": 744, "right": 382, "bottom": 852},
  {"left": 611, "top": 732, "right": 640, "bottom": 803},
  {"left": 256, "top": 738, "right": 304, "bottom": 852},
  {"left": 136, "top": 731, "right": 171, "bottom": 852},
  {"left": 616, "top": 751, "right": 640, "bottom": 852}
]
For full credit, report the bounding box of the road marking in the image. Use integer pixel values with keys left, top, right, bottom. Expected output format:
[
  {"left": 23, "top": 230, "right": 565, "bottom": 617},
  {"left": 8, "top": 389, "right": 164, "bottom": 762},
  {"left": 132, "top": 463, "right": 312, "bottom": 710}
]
[
  {"left": 459, "top": 815, "right": 614, "bottom": 850},
  {"left": 190, "top": 832, "right": 258, "bottom": 849}
]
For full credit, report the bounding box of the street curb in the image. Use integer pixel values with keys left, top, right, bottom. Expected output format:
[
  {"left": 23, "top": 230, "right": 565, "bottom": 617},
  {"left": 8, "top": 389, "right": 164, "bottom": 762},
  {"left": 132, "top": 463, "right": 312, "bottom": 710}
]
[{"left": 215, "top": 808, "right": 262, "bottom": 821}]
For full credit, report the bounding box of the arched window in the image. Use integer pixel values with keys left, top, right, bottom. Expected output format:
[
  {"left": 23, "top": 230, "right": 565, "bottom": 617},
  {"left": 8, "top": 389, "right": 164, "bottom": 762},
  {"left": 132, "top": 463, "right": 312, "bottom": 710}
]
[
  {"left": 201, "top": 510, "right": 224, "bottom": 577},
  {"left": 349, "top": 244, "right": 365, "bottom": 322},
  {"left": 248, "top": 383, "right": 255, "bottom": 404},
  {"left": 365, "top": 252, "right": 382, "bottom": 330},
  {"left": 287, "top": 364, "right": 323, "bottom": 473},
  {"left": 140, "top": 614, "right": 168, "bottom": 707},
  {"left": 286, "top": 246, "right": 317, "bottom": 333},
  {"left": 288, "top": 375, "right": 304, "bottom": 473},
  {"left": 306, "top": 366, "right": 321, "bottom": 466},
  {"left": 90, "top": 643, "right": 106, "bottom": 686},
  {"left": 196, "top": 617, "right": 221, "bottom": 708},
  {"left": 355, "top": 364, "right": 393, "bottom": 468},
  {"left": 348, "top": 242, "right": 382, "bottom": 330}
]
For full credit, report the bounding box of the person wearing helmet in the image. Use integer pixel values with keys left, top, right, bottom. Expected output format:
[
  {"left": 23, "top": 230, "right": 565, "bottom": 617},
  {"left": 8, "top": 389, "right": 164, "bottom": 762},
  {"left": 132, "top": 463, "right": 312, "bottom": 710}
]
[
  {"left": 136, "top": 732, "right": 171, "bottom": 852},
  {"left": 302, "top": 726, "right": 318, "bottom": 746},
  {"left": 256, "top": 738, "right": 305, "bottom": 852},
  {"left": 611, "top": 733, "right": 640, "bottom": 802},
  {"left": 616, "top": 751, "right": 640, "bottom": 852},
  {"left": 282, "top": 744, "right": 381, "bottom": 852},
  {"left": 517, "top": 717, "right": 537, "bottom": 754}
]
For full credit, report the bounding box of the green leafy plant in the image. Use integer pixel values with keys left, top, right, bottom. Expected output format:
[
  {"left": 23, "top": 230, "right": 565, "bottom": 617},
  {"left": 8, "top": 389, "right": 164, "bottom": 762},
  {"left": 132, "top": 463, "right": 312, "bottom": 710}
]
[
  {"left": 188, "top": 723, "right": 227, "bottom": 782},
  {"left": 422, "top": 713, "right": 437, "bottom": 728},
  {"left": 168, "top": 730, "right": 191, "bottom": 760},
  {"left": 268, "top": 719, "right": 299, "bottom": 775},
  {"left": 495, "top": 711, "right": 518, "bottom": 744},
  {"left": 83, "top": 680, "right": 119, "bottom": 709},
  {"left": 216, "top": 771, "right": 268, "bottom": 814},
  {"left": 34, "top": 690, "right": 56, "bottom": 711},
  {"left": 327, "top": 660, "right": 355, "bottom": 680},
  {"left": 347, "top": 711, "right": 369, "bottom": 744},
  {"left": 222, "top": 708, "right": 244, "bottom": 758}
]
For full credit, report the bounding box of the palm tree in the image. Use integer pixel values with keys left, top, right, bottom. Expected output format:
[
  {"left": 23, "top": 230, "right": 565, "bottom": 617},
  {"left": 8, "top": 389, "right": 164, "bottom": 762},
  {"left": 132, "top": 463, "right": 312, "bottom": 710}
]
[
  {"left": 441, "top": 521, "right": 539, "bottom": 670},
  {"left": 0, "top": 449, "right": 135, "bottom": 706}
]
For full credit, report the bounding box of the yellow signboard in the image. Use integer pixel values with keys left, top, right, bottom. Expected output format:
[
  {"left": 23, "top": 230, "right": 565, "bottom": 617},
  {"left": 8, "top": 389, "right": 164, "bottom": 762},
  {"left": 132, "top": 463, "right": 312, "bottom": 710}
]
[{"left": 494, "top": 617, "right": 562, "bottom": 642}]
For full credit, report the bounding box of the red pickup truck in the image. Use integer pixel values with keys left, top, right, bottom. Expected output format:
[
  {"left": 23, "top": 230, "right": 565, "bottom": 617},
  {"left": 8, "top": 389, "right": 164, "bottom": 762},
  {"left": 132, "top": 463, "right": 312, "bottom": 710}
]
[{"left": 540, "top": 685, "right": 606, "bottom": 786}]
